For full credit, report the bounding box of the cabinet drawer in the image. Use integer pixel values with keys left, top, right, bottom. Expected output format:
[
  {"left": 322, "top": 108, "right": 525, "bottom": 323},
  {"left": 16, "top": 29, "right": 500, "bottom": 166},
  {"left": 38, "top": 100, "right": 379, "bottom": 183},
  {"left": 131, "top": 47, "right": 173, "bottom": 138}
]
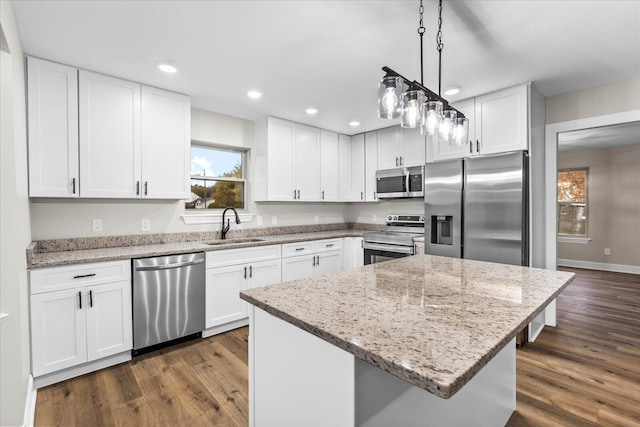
[
  {"left": 30, "top": 260, "right": 131, "bottom": 295},
  {"left": 314, "top": 239, "right": 342, "bottom": 252},
  {"left": 206, "top": 245, "right": 281, "bottom": 268},
  {"left": 282, "top": 241, "right": 315, "bottom": 258}
]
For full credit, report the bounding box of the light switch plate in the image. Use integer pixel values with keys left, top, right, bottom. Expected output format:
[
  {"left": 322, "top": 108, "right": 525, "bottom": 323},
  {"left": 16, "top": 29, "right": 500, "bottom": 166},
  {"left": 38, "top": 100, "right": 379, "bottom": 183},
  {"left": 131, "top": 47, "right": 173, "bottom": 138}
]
[
  {"left": 92, "top": 219, "right": 102, "bottom": 232},
  {"left": 272, "top": 216, "right": 277, "bottom": 226},
  {"left": 604, "top": 248, "right": 611, "bottom": 256},
  {"left": 141, "top": 219, "right": 151, "bottom": 232}
]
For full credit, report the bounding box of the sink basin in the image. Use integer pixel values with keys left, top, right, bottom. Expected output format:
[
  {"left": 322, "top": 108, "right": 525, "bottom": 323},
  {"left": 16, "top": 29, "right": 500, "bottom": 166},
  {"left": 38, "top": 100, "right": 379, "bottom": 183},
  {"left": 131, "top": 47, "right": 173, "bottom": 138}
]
[{"left": 203, "top": 238, "right": 266, "bottom": 246}]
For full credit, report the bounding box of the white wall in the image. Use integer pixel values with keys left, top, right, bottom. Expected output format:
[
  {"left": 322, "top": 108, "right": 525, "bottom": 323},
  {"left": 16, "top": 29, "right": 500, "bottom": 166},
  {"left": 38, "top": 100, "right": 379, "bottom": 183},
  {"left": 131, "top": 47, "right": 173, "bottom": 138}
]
[{"left": 0, "top": 1, "right": 33, "bottom": 425}]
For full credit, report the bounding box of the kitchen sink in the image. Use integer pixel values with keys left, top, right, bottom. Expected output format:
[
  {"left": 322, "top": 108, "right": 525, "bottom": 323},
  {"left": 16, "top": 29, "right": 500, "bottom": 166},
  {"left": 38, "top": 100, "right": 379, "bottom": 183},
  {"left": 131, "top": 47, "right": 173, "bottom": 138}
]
[{"left": 203, "top": 238, "right": 266, "bottom": 246}]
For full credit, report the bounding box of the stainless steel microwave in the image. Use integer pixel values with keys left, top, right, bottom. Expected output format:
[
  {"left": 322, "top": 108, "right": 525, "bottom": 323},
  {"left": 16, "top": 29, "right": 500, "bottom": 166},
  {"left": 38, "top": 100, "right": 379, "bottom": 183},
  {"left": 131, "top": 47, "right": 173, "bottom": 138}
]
[{"left": 375, "top": 165, "right": 424, "bottom": 199}]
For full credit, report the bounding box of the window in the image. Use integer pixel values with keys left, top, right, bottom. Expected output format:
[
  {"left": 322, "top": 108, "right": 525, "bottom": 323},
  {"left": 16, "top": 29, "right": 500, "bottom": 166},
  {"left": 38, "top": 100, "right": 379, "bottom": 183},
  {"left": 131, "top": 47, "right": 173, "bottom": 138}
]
[
  {"left": 186, "top": 145, "right": 245, "bottom": 210},
  {"left": 557, "top": 168, "right": 588, "bottom": 237}
]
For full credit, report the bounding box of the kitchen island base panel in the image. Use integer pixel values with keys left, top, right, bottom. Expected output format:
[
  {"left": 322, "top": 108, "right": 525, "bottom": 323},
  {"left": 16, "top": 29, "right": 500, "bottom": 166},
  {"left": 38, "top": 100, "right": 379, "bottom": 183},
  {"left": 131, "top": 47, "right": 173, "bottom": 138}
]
[{"left": 249, "top": 306, "right": 516, "bottom": 427}]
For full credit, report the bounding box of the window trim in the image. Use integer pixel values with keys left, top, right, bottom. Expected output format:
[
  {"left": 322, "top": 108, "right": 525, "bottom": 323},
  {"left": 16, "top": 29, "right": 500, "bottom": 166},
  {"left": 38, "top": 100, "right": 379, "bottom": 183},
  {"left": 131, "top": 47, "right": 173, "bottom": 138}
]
[{"left": 557, "top": 167, "right": 589, "bottom": 239}]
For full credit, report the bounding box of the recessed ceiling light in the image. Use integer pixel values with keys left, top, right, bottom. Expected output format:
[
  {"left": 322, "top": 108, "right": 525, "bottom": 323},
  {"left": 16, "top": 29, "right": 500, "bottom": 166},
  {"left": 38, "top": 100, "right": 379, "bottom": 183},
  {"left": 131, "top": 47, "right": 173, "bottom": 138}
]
[
  {"left": 305, "top": 108, "right": 318, "bottom": 115},
  {"left": 444, "top": 87, "right": 461, "bottom": 96},
  {"left": 349, "top": 121, "right": 360, "bottom": 127},
  {"left": 156, "top": 62, "right": 178, "bottom": 73},
  {"left": 247, "top": 91, "right": 262, "bottom": 99}
]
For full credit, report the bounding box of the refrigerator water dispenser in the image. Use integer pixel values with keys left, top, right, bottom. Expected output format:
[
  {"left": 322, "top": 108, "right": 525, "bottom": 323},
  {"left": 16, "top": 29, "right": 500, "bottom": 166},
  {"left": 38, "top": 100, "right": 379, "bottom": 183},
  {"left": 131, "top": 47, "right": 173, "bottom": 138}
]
[{"left": 431, "top": 216, "right": 453, "bottom": 245}]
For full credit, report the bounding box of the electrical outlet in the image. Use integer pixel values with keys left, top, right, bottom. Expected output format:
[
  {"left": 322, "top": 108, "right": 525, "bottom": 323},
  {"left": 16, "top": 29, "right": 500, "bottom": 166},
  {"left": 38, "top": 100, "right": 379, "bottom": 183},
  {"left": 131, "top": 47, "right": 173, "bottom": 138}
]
[
  {"left": 141, "top": 219, "right": 151, "bottom": 232},
  {"left": 604, "top": 248, "right": 611, "bottom": 256},
  {"left": 372, "top": 214, "right": 377, "bottom": 222},
  {"left": 92, "top": 219, "right": 102, "bottom": 232},
  {"left": 272, "top": 216, "right": 277, "bottom": 226},
  {"left": 257, "top": 216, "right": 263, "bottom": 226},
  {"left": 314, "top": 215, "right": 319, "bottom": 224}
]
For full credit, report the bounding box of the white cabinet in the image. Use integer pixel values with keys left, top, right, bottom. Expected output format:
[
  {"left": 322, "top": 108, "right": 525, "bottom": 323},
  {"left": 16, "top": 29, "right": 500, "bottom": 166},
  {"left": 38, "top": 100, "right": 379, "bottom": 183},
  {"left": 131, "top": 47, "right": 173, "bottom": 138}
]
[
  {"left": 339, "top": 134, "right": 352, "bottom": 201},
  {"left": 377, "top": 126, "right": 426, "bottom": 169},
  {"left": 29, "top": 261, "right": 132, "bottom": 377},
  {"left": 430, "top": 84, "right": 529, "bottom": 162},
  {"left": 343, "top": 237, "right": 364, "bottom": 269},
  {"left": 141, "top": 86, "right": 191, "bottom": 199},
  {"left": 282, "top": 239, "right": 343, "bottom": 282},
  {"left": 365, "top": 131, "right": 378, "bottom": 202},
  {"left": 27, "top": 57, "right": 79, "bottom": 197},
  {"left": 205, "top": 245, "right": 281, "bottom": 329},
  {"left": 351, "top": 134, "right": 366, "bottom": 201},
  {"left": 320, "top": 130, "right": 340, "bottom": 201},
  {"left": 254, "top": 117, "right": 321, "bottom": 201}
]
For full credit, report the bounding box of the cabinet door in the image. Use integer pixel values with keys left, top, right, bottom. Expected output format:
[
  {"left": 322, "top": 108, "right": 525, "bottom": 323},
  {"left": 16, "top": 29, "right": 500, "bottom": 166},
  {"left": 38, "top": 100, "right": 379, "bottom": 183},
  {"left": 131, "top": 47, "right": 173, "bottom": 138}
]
[
  {"left": 141, "top": 86, "right": 190, "bottom": 199},
  {"left": 205, "top": 265, "right": 247, "bottom": 328},
  {"left": 315, "top": 250, "right": 343, "bottom": 276},
  {"left": 338, "top": 134, "right": 352, "bottom": 201},
  {"left": 267, "top": 118, "right": 296, "bottom": 200},
  {"left": 475, "top": 85, "right": 528, "bottom": 155},
  {"left": 377, "top": 127, "right": 401, "bottom": 170},
  {"left": 295, "top": 124, "right": 320, "bottom": 201},
  {"left": 364, "top": 131, "right": 378, "bottom": 201},
  {"left": 31, "top": 289, "right": 87, "bottom": 376},
  {"left": 79, "top": 71, "right": 141, "bottom": 198},
  {"left": 248, "top": 259, "right": 282, "bottom": 290},
  {"left": 282, "top": 255, "right": 315, "bottom": 283},
  {"left": 401, "top": 127, "right": 426, "bottom": 167},
  {"left": 430, "top": 98, "right": 475, "bottom": 161},
  {"left": 85, "top": 280, "right": 132, "bottom": 361},
  {"left": 350, "top": 134, "right": 365, "bottom": 201},
  {"left": 320, "top": 130, "right": 339, "bottom": 201},
  {"left": 27, "top": 58, "right": 79, "bottom": 198}
]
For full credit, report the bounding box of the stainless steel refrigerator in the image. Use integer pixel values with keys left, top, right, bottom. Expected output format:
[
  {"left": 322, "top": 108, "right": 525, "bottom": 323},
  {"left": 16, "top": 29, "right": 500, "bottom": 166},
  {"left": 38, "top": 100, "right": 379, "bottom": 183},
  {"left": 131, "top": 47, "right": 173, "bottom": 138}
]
[{"left": 424, "top": 151, "right": 529, "bottom": 266}]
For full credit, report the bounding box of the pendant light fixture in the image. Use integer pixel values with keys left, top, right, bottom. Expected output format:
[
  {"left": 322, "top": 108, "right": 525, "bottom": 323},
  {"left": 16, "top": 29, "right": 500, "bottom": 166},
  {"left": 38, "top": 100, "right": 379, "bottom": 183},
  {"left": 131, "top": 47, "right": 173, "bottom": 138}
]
[{"left": 377, "top": 0, "right": 468, "bottom": 147}]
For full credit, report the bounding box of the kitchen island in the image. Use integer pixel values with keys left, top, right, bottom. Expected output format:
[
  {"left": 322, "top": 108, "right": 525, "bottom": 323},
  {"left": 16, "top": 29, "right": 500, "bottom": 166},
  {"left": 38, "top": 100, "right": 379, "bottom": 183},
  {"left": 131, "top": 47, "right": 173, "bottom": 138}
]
[{"left": 240, "top": 254, "right": 575, "bottom": 427}]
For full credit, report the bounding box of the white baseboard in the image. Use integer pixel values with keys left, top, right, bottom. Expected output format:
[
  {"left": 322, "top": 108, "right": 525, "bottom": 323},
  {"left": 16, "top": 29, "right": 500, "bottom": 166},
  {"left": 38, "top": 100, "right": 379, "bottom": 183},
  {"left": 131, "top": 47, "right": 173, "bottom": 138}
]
[
  {"left": 23, "top": 374, "right": 36, "bottom": 427},
  {"left": 557, "top": 259, "right": 640, "bottom": 275}
]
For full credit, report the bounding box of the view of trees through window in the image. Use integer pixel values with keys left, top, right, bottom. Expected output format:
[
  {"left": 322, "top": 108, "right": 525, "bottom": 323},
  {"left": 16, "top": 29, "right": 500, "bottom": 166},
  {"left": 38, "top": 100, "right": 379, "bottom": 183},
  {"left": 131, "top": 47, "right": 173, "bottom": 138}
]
[
  {"left": 557, "top": 168, "right": 588, "bottom": 237},
  {"left": 186, "top": 146, "right": 245, "bottom": 210}
]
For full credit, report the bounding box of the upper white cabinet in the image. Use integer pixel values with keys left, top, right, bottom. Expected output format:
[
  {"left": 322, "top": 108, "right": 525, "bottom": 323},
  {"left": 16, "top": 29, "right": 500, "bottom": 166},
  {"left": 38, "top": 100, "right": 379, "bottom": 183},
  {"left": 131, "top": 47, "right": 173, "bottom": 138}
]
[
  {"left": 350, "top": 134, "right": 365, "bottom": 201},
  {"left": 254, "top": 116, "right": 320, "bottom": 202},
  {"left": 79, "top": 70, "right": 141, "bottom": 198},
  {"left": 364, "top": 131, "right": 378, "bottom": 202},
  {"left": 377, "top": 126, "right": 426, "bottom": 170},
  {"left": 26, "top": 58, "right": 190, "bottom": 199},
  {"left": 320, "top": 130, "right": 339, "bottom": 201},
  {"left": 430, "top": 84, "right": 529, "bottom": 162},
  {"left": 27, "top": 57, "right": 79, "bottom": 197}
]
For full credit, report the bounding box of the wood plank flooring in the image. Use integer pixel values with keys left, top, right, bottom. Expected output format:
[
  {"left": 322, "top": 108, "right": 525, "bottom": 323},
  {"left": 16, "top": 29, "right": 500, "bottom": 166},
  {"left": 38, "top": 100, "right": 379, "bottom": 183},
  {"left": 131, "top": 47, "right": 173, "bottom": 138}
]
[{"left": 35, "top": 267, "right": 639, "bottom": 426}]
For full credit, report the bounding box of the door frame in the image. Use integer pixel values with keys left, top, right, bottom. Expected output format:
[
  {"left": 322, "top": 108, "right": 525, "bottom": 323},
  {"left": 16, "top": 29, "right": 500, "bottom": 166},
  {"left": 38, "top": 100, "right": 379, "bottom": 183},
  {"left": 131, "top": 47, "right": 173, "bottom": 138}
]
[{"left": 544, "top": 109, "right": 640, "bottom": 269}]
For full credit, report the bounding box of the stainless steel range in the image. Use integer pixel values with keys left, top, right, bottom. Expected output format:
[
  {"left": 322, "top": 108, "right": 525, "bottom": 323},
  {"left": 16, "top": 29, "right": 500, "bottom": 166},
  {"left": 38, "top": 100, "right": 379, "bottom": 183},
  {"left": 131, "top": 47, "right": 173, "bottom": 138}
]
[{"left": 363, "top": 214, "right": 425, "bottom": 265}]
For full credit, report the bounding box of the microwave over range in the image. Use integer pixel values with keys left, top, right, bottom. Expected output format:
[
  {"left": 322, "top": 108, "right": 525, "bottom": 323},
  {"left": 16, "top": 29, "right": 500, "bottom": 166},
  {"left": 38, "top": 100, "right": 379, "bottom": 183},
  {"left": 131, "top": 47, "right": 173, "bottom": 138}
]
[{"left": 375, "top": 165, "right": 424, "bottom": 199}]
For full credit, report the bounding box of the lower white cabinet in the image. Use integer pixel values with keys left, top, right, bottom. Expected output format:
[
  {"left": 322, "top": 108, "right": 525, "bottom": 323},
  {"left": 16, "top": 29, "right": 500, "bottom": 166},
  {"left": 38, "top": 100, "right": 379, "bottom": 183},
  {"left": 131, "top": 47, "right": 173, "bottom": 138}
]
[
  {"left": 282, "top": 239, "right": 343, "bottom": 282},
  {"left": 343, "top": 237, "right": 364, "bottom": 269},
  {"left": 205, "top": 245, "right": 281, "bottom": 329},
  {"left": 29, "top": 261, "right": 132, "bottom": 378}
]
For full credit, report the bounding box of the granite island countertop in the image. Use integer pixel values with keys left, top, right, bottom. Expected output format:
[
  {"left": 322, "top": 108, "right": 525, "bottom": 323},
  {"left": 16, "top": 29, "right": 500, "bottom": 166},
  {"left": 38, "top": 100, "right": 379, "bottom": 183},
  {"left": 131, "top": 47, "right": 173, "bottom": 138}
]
[
  {"left": 240, "top": 254, "right": 575, "bottom": 399},
  {"left": 27, "top": 227, "right": 374, "bottom": 269}
]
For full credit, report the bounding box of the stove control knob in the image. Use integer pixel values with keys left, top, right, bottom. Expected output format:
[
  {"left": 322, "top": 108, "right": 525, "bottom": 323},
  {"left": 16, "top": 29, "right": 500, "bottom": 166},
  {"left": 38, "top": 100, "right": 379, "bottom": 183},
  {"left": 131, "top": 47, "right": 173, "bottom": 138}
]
[
  {"left": 387, "top": 215, "right": 393, "bottom": 221},
  {"left": 393, "top": 215, "right": 398, "bottom": 221},
  {"left": 420, "top": 216, "right": 425, "bottom": 222}
]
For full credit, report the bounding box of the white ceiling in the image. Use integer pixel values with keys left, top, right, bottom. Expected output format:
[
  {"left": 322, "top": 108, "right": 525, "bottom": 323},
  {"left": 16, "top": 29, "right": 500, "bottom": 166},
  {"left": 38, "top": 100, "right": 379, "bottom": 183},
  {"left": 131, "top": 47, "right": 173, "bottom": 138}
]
[
  {"left": 12, "top": 0, "right": 640, "bottom": 135},
  {"left": 558, "top": 121, "right": 640, "bottom": 152}
]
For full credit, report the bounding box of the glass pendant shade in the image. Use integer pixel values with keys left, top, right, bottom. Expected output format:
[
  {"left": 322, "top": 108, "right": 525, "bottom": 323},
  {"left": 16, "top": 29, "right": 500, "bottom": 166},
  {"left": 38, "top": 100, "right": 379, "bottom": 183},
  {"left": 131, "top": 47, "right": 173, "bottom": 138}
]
[
  {"left": 400, "top": 89, "right": 426, "bottom": 129},
  {"left": 377, "top": 76, "right": 403, "bottom": 119},
  {"left": 422, "top": 100, "right": 443, "bottom": 135},
  {"left": 438, "top": 109, "right": 457, "bottom": 142},
  {"left": 451, "top": 117, "right": 469, "bottom": 146}
]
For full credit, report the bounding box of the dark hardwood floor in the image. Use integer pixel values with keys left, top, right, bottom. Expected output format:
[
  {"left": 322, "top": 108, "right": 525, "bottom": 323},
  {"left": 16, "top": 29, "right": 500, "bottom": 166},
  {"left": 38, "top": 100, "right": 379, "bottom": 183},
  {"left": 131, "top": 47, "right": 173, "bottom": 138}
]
[{"left": 35, "top": 267, "right": 640, "bottom": 426}]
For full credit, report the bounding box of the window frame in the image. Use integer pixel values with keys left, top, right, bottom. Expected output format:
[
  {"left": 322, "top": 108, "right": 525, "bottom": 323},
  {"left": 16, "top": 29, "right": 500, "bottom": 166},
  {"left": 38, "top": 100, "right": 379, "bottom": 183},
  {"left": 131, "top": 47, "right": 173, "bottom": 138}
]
[{"left": 557, "top": 167, "right": 589, "bottom": 241}]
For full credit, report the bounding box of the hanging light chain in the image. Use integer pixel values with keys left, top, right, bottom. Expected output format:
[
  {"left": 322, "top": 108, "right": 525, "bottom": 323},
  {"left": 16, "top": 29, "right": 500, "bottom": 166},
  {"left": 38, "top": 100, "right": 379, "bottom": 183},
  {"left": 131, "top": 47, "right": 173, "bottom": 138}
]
[
  {"left": 437, "top": 0, "right": 444, "bottom": 96},
  {"left": 418, "top": 0, "right": 426, "bottom": 85}
]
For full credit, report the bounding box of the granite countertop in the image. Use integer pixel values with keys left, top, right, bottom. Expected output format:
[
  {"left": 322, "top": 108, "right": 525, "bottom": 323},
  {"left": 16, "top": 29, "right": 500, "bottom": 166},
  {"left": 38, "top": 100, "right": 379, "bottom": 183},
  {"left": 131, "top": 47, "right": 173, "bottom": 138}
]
[
  {"left": 240, "top": 255, "right": 575, "bottom": 399},
  {"left": 27, "top": 228, "right": 373, "bottom": 269}
]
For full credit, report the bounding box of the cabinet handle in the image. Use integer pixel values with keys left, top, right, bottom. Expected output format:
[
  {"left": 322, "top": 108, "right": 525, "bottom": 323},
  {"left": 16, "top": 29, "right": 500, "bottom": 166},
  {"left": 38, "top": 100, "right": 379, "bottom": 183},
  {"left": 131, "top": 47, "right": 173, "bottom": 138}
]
[
  {"left": 312, "top": 256, "right": 316, "bottom": 266},
  {"left": 322, "top": 190, "right": 325, "bottom": 200},
  {"left": 249, "top": 265, "right": 253, "bottom": 278},
  {"left": 400, "top": 156, "right": 403, "bottom": 165},
  {"left": 136, "top": 181, "right": 140, "bottom": 195},
  {"left": 395, "top": 157, "right": 399, "bottom": 166},
  {"left": 469, "top": 142, "right": 473, "bottom": 154},
  {"left": 293, "top": 189, "right": 297, "bottom": 199},
  {"left": 297, "top": 189, "right": 300, "bottom": 199},
  {"left": 144, "top": 181, "right": 148, "bottom": 196},
  {"left": 244, "top": 266, "right": 247, "bottom": 279},
  {"left": 89, "top": 290, "right": 93, "bottom": 308},
  {"left": 326, "top": 243, "right": 334, "bottom": 248},
  {"left": 476, "top": 139, "right": 480, "bottom": 153},
  {"left": 373, "top": 191, "right": 376, "bottom": 200},
  {"left": 361, "top": 191, "right": 364, "bottom": 200},
  {"left": 295, "top": 247, "right": 305, "bottom": 252},
  {"left": 316, "top": 255, "right": 320, "bottom": 265},
  {"left": 73, "top": 273, "right": 96, "bottom": 279},
  {"left": 78, "top": 291, "right": 82, "bottom": 309},
  {"left": 72, "top": 178, "right": 76, "bottom": 194}
]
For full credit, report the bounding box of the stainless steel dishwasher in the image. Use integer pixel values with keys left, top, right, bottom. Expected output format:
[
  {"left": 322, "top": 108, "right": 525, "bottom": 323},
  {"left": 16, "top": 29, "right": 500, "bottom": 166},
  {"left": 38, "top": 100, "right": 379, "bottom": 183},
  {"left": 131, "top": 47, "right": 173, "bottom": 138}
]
[{"left": 132, "top": 252, "right": 205, "bottom": 354}]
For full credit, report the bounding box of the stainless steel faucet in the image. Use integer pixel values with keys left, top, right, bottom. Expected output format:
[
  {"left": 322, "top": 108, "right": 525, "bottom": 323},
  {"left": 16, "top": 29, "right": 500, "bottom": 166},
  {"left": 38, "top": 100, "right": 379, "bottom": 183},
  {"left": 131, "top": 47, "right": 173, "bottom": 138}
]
[{"left": 221, "top": 207, "right": 241, "bottom": 240}]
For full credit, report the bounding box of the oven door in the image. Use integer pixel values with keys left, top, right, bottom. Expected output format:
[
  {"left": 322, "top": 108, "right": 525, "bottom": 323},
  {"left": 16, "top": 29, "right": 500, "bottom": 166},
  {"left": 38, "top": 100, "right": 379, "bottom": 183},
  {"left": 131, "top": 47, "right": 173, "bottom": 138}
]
[{"left": 363, "top": 242, "right": 414, "bottom": 265}]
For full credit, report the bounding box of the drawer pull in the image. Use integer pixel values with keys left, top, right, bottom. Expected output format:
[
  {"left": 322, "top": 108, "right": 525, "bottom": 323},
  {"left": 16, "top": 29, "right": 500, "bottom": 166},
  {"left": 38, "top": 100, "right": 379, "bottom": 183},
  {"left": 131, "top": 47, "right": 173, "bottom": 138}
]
[
  {"left": 78, "top": 291, "right": 82, "bottom": 309},
  {"left": 295, "top": 248, "right": 305, "bottom": 252},
  {"left": 326, "top": 244, "right": 334, "bottom": 248},
  {"left": 73, "top": 273, "right": 96, "bottom": 279}
]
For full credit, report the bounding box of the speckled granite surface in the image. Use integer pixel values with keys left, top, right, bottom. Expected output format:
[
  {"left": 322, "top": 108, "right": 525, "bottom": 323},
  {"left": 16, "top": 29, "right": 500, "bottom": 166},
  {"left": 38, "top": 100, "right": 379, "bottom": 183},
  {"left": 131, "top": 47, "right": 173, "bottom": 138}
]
[
  {"left": 240, "top": 255, "right": 575, "bottom": 399},
  {"left": 27, "top": 223, "right": 382, "bottom": 268}
]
